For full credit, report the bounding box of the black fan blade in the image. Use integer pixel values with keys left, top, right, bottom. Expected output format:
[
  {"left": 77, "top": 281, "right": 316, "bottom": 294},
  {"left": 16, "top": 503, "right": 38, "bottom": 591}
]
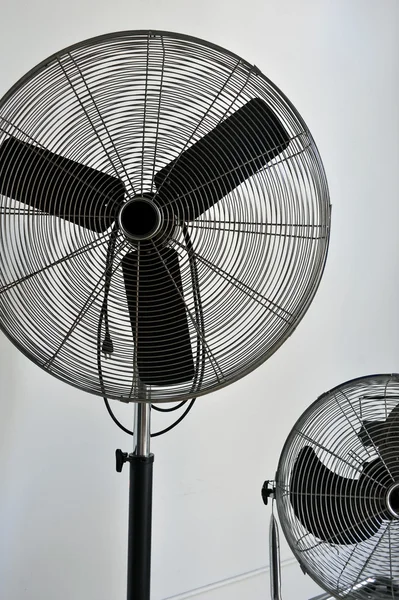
[
  {"left": 122, "top": 247, "right": 194, "bottom": 386},
  {"left": 154, "top": 98, "right": 290, "bottom": 221},
  {"left": 0, "top": 137, "right": 125, "bottom": 232},
  {"left": 289, "top": 446, "right": 390, "bottom": 545},
  {"left": 358, "top": 420, "right": 387, "bottom": 448}
]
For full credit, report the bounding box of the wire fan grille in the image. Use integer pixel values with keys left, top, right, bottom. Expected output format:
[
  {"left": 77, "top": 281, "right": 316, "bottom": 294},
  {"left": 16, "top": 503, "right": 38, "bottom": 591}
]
[
  {"left": 276, "top": 374, "right": 399, "bottom": 599},
  {"left": 0, "top": 31, "right": 330, "bottom": 402}
]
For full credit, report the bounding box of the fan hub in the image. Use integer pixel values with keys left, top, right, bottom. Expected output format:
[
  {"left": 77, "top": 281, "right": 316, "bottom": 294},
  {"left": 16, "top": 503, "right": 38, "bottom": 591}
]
[
  {"left": 119, "top": 197, "right": 162, "bottom": 241},
  {"left": 386, "top": 482, "right": 399, "bottom": 518}
]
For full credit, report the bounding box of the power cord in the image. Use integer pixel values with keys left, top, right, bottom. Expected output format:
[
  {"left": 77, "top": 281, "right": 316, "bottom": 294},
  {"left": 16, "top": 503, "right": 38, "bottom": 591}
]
[
  {"left": 99, "top": 224, "right": 204, "bottom": 437},
  {"left": 151, "top": 400, "right": 188, "bottom": 413},
  {"left": 103, "top": 396, "right": 196, "bottom": 437}
]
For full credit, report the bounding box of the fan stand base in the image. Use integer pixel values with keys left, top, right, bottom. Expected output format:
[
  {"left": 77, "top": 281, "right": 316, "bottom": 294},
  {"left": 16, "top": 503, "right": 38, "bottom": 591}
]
[{"left": 117, "top": 402, "right": 153, "bottom": 600}]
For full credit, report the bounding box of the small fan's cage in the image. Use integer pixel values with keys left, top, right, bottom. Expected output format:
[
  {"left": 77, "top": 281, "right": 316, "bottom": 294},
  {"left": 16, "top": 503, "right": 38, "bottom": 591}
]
[
  {"left": 0, "top": 30, "right": 330, "bottom": 403},
  {"left": 276, "top": 374, "right": 399, "bottom": 599}
]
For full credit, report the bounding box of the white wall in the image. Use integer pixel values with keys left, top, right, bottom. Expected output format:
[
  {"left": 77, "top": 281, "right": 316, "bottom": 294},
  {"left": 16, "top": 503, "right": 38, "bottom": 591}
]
[{"left": 0, "top": 1, "right": 398, "bottom": 599}]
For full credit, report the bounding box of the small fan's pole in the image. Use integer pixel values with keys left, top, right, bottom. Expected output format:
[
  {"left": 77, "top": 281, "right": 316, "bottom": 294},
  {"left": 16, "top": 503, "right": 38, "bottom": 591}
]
[
  {"left": 269, "top": 513, "right": 282, "bottom": 600},
  {"left": 126, "top": 401, "right": 153, "bottom": 600}
]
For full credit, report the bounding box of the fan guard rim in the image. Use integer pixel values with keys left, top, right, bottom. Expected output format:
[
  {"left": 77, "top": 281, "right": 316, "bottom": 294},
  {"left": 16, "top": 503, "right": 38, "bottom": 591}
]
[
  {"left": 0, "top": 29, "right": 331, "bottom": 403},
  {"left": 275, "top": 372, "right": 399, "bottom": 598}
]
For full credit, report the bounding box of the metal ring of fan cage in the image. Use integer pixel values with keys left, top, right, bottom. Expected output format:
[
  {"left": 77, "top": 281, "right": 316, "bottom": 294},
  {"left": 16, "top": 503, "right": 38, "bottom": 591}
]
[
  {"left": 0, "top": 30, "right": 330, "bottom": 403},
  {"left": 276, "top": 373, "right": 399, "bottom": 600}
]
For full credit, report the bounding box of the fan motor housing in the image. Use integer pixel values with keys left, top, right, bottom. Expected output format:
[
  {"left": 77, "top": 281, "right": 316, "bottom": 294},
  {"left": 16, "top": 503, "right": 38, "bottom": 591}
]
[
  {"left": 119, "top": 197, "right": 162, "bottom": 241},
  {"left": 386, "top": 482, "right": 399, "bottom": 518}
]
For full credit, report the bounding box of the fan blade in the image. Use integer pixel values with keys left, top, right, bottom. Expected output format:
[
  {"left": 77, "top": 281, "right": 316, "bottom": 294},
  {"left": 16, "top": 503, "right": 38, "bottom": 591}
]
[
  {"left": 122, "top": 246, "right": 194, "bottom": 386},
  {"left": 358, "top": 420, "right": 386, "bottom": 448},
  {"left": 289, "top": 446, "right": 389, "bottom": 545},
  {"left": 0, "top": 137, "right": 125, "bottom": 232},
  {"left": 154, "top": 98, "right": 290, "bottom": 221}
]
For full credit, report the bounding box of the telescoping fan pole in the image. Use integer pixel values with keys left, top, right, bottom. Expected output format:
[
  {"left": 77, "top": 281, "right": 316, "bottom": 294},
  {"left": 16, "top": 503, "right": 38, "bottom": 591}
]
[{"left": 122, "top": 401, "right": 153, "bottom": 600}]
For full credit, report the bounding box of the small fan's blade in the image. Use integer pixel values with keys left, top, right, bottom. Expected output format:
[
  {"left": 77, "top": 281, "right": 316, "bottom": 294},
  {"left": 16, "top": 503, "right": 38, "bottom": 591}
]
[
  {"left": 290, "top": 446, "right": 390, "bottom": 545},
  {"left": 122, "top": 247, "right": 194, "bottom": 386},
  {"left": 0, "top": 137, "right": 125, "bottom": 232},
  {"left": 154, "top": 98, "right": 290, "bottom": 221},
  {"left": 358, "top": 420, "right": 386, "bottom": 448}
]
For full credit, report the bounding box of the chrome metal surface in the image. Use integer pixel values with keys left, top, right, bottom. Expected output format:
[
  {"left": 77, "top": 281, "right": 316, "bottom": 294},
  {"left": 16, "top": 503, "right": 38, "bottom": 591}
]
[
  {"left": 269, "top": 513, "right": 282, "bottom": 600},
  {"left": 386, "top": 483, "right": 399, "bottom": 519},
  {"left": 133, "top": 401, "right": 151, "bottom": 457}
]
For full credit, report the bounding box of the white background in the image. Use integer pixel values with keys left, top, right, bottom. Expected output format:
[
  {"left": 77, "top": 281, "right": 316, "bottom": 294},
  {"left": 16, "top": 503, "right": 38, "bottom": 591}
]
[{"left": 0, "top": 1, "right": 398, "bottom": 599}]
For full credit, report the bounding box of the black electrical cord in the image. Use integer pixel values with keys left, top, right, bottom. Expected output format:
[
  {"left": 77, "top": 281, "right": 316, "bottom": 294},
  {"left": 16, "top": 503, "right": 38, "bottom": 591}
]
[
  {"left": 104, "top": 396, "right": 134, "bottom": 435},
  {"left": 149, "top": 224, "right": 205, "bottom": 415},
  {"left": 151, "top": 400, "right": 188, "bottom": 413},
  {"left": 103, "top": 396, "right": 197, "bottom": 437},
  {"left": 182, "top": 222, "right": 206, "bottom": 390},
  {"left": 96, "top": 223, "right": 119, "bottom": 360},
  {"left": 100, "top": 224, "right": 205, "bottom": 437},
  {"left": 150, "top": 398, "right": 196, "bottom": 437}
]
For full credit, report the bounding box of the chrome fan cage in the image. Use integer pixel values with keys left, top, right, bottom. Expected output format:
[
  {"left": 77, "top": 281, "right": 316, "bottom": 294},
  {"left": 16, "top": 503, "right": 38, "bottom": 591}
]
[
  {"left": 0, "top": 31, "right": 330, "bottom": 402},
  {"left": 276, "top": 374, "right": 399, "bottom": 599}
]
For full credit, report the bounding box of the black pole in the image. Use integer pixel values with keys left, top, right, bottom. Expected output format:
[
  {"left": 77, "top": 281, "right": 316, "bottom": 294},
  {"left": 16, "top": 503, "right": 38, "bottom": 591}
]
[
  {"left": 116, "top": 400, "right": 153, "bottom": 600},
  {"left": 126, "top": 453, "right": 154, "bottom": 600}
]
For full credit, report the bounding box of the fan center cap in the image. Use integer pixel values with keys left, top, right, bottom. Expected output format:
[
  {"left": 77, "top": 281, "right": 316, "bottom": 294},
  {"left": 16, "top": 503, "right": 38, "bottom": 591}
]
[
  {"left": 386, "top": 482, "right": 399, "bottom": 518},
  {"left": 118, "top": 197, "right": 162, "bottom": 241}
]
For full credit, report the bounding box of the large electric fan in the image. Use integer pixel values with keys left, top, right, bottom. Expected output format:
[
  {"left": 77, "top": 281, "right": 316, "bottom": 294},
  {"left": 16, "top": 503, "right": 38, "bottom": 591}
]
[
  {"left": 270, "top": 374, "right": 399, "bottom": 600},
  {"left": 0, "top": 31, "right": 330, "bottom": 599}
]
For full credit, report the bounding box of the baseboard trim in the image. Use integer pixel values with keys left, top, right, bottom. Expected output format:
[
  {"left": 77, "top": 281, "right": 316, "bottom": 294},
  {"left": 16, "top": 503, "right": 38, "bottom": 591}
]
[{"left": 163, "top": 557, "right": 297, "bottom": 599}]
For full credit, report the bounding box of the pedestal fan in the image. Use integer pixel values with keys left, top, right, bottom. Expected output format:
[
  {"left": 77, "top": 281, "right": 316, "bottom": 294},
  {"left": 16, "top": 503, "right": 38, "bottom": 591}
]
[
  {"left": 264, "top": 374, "right": 399, "bottom": 600},
  {"left": 0, "top": 30, "right": 330, "bottom": 599}
]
